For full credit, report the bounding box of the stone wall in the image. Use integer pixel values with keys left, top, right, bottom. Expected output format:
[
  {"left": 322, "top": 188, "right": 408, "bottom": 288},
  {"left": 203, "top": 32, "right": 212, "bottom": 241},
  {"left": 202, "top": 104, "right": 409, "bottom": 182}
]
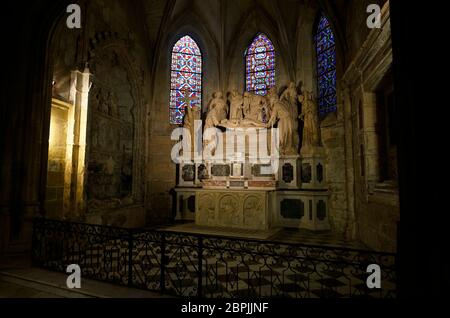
[
  {"left": 45, "top": 101, "right": 69, "bottom": 219},
  {"left": 342, "top": 2, "right": 399, "bottom": 252},
  {"left": 48, "top": 0, "right": 151, "bottom": 226},
  {"left": 320, "top": 114, "right": 350, "bottom": 236}
]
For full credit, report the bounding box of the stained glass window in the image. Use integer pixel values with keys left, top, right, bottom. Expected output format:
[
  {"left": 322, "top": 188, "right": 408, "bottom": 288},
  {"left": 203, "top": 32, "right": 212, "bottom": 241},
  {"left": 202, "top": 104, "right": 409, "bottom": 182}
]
[
  {"left": 170, "top": 35, "right": 202, "bottom": 124},
  {"left": 245, "top": 33, "right": 275, "bottom": 96},
  {"left": 315, "top": 14, "right": 337, "bottom": 115}
]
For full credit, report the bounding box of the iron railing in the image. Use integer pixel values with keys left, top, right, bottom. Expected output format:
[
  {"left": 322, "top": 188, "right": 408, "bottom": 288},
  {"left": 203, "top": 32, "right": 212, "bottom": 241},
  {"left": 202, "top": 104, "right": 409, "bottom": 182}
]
[{"left": 32, "top": 218, "right": 396, "bottom": 298}]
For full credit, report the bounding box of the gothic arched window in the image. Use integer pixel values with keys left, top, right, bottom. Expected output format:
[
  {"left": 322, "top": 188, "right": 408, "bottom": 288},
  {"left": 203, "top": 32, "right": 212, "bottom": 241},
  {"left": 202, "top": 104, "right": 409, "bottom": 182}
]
[
  {"left": 170, "top": 35, "right": 202, "bottom": 124},
  {"left": 315, "top": 14, "right": 337, "bottom": 115},
  {"left": 245, "top": 33, "right": 275, "bottom": 96}
]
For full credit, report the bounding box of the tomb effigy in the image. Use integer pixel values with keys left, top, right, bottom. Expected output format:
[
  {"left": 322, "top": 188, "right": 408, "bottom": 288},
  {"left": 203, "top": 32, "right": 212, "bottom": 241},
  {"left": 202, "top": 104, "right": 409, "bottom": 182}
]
[{"left": 174, "top": 84, "right": 329, "bottom": 231}]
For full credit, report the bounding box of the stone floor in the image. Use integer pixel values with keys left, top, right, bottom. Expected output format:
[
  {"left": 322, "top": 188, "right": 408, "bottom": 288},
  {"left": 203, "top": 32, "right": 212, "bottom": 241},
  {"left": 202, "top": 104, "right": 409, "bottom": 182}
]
[
  {"left": 153, "top": 222, "right": 368, "bottom": 250},
  {"left": 0, "top": 267, "right": 170, "bottom": 298}
]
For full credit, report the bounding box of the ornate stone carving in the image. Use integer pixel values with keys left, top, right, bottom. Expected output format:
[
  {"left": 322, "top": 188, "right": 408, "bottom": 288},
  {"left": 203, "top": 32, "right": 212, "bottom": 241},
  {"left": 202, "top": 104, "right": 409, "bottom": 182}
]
[
  {"left": 87, "top": 32, "right": 146, "bottom": 205},
  {"left": 196, "top": 190, "right": 268, "bottom": 230},
  {"left": 197, "top": 193, "right": 216, "bottom": 224},
  {"left": 218, "top": 194, "right": 240, "bottom": 226},
  {"left": 243, "top": 195, "right": 264, "bottom": 227}
]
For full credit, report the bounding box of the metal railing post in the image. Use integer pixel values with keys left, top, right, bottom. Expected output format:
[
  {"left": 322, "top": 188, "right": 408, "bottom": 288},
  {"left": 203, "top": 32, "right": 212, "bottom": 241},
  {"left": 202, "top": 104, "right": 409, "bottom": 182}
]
[
  {"left": 198, "top": 236, "right": 203, "bottom": 298},
  {"left": 160, "top": 232, "right": 166, "bottom": 293},
  {"left": 128, "top": 229, "right": 133, "bottom": 287}
]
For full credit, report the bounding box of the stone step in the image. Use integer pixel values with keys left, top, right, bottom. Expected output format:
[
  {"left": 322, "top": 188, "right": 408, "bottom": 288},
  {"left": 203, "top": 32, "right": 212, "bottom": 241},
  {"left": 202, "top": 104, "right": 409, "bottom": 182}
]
[{"left": 0, "top": 268, "right": 170, "bottom": 298}]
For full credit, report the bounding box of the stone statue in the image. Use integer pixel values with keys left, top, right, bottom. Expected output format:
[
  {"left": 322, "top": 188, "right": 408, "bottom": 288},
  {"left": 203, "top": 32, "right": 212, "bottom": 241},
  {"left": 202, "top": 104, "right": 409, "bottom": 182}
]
[
  {"left": 299, "top": 90, "right": 320, "bottom": 148},
  {"left": 182, "top": 96, "right": 201, "bottom": 157},
  {"left": 204, "top": 92, "right": 228, "bottom": 155},
  {"left": 243, "top": 92, "right": 252, "bottom": 119},
  {"left": 280, "top": 82, "right": 299, "bottom": 151},
  {"left": 281, "top": 82, "right": 298, "bottom": 118},
  {"left": 182, "top": 95, "right": 200, "bottom": 131},
  {"left": 267, "top": 95, "right": 296, "bottom": 155},
  {"left": 204, "top": 91, "right": 227, "bottom": 129},
  {"left": 266, "top": 86, "right": 278, "bottom": 111},
  {"left": 241, "top": 92, "right": 267, "bottom": 123},
  {"left": 229, "top": 90, "right": 244, "bottom": 121}
]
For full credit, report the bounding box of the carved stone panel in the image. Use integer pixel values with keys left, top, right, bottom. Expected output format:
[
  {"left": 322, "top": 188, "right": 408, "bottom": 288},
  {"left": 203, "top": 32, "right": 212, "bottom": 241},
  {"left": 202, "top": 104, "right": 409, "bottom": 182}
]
[
  {"left": 196, "top": 190, "right": 269, "bottom": 230},
  {"left": 197, "top": 192, "right": 216, "bottom": 225},
  {"left": 197, "top": 164, "right": 207, "bottom": 180},
  {"left": 187, "top": 195, "right": 195, "bottom": 213},
  {"left": 301, "top": 163, "right": 312, "bottom": 183},
  {"left": 182, "top": 164, "right": 195, "bottom": 181},
  {"left": 316, "top": 163, "right": 323, "bottom": 183},
  {"left": 309, "top": 199, "right": 313, "bottom": 220},
  {"left": 282, "top": 163, "right": 294, "bottom": 183},
  {"left": 211, "top": 164, "right": 230, "bottom": 177},
  {"left": 251, "top": 164, "right": 274, "bottom": 177},
  {"left": 317, "top": 200, "right": 327, "bottom": 221},
  {"left": 243, "top": 195, "right": 264, "bottom": 227},
  {"left": 218, "top": 194, "right": 240, "bottom": 226},
  {"left": 280, "top": 199, "right": 304, "bottom": 219},
  {"left": 231, "top": 163, "right": 243, "bottom": 177},
  {"left": 229, "top": 181, "right": 245, "bottom": 188}
]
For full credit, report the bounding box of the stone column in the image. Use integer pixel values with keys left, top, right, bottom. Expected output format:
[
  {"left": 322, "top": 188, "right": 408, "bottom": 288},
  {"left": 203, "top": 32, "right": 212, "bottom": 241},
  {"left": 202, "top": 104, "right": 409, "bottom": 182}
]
[
  {"left": 63, "top": 93, "right": 75, "bottom": 219},
  {"left": 69, "top": 67, "right": 91, "bottom": 219},
  {"left": 342, "top": 83, "right": 357, "bottom": 239},
  {"left": 361, "top": 92, "right": 379, "bottom": 192}
]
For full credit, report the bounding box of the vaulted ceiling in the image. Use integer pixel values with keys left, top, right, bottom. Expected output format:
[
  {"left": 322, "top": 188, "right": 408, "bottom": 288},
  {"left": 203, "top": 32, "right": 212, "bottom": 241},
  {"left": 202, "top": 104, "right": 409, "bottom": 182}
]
[
  {"left": 140, "top": 0, "right": 339, "bottom": 54},
  {"left": 135, "top": 0, "right": 388, "bottom": 74}
]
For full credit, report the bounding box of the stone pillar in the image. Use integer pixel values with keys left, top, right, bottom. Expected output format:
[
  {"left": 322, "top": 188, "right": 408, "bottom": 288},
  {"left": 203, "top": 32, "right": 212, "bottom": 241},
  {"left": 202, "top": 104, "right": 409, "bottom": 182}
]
[
  {"left": 63, "top": 95, "right": 75, "bottom": 219},
  {"left": 362, "top": 92, "right": 379, "bottom": 191},
  {"left": 69, "top": 67, "right": 91, "bottom": 219},
  {"left": 46, "top": 98, "right": 71, "bottom": 220},
  {"left": 342, "top": 84, "right": 357, "bottom": 239}
]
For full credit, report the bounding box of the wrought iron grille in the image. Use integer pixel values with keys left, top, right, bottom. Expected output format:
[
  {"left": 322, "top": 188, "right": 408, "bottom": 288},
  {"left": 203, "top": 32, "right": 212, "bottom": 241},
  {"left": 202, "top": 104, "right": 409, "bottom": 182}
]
[{"left": 32, "top": 218, "right": 396, "bottom": 298}]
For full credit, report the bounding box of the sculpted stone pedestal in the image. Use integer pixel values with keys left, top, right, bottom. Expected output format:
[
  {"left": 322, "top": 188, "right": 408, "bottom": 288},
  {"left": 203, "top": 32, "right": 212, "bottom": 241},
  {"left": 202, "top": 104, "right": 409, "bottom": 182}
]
[{"left": 299, "top": 146, "right": 327, "bottom": 190}]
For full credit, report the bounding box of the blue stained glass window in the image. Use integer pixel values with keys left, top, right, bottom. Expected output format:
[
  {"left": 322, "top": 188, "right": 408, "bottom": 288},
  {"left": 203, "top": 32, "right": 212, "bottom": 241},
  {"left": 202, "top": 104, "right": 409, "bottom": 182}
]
[
  {"left": 170, "top": 35, "right": 202, "bottom": 124},
  {"left": 315, "top": 14, "right": 337, "bottom": 115},
  {"left": 245, "top": 33, "right": 275, "bottom": 96}
]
